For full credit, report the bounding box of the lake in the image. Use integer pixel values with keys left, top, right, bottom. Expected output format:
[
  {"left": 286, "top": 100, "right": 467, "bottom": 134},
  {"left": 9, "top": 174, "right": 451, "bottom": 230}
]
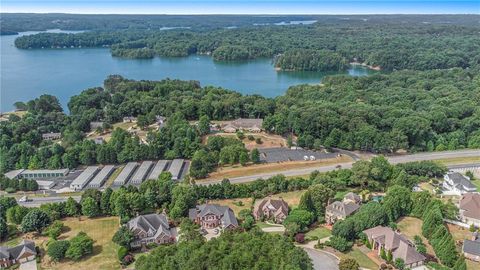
[{"left": 0, "top": 30, "right": 376, "bottom": 111}]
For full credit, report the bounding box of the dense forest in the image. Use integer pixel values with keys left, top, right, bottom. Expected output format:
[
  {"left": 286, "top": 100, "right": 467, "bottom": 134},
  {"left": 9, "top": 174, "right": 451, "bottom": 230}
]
[
  {"left": 1, "top": 67, "right": 479, "bottom": 174},
  {"left": 13, "top": 15, "right": 480, "bottom": 71},
  {"left": 0, "top": 76, "right": 272, "bottom": 174},
  {"left": 266, "top": 68, "right": 480, "bottom": 152},
  {"left": 135, "top": 230, "right": 312, "bottom": 270}
]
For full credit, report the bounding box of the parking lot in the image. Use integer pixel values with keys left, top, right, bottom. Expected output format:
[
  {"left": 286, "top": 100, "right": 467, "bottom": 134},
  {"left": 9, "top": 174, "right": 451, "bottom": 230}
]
[{"left": 259, "top": 147, "right": 338, "bottom": 163}]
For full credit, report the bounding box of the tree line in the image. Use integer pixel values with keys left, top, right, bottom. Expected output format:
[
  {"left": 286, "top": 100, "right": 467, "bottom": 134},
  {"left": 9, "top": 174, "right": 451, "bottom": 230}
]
[{"left": 14, "top": 17, "right": 480, "bottom": 71}]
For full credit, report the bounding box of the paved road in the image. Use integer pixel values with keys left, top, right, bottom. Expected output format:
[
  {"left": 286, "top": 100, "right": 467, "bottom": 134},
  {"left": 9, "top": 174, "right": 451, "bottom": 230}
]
[
  {"left": 18, "top": 196, "right": 81, "bottom": 208},
  {"left": 198, "top": 149, "right": 480, "bottom": 185},
  {"left": 303, "top": 248, "right": 339, "bottom": 270}
]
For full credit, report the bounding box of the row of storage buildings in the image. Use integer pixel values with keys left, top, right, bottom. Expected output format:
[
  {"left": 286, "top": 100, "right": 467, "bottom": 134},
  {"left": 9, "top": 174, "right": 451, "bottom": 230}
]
[{"left": 69, "top": 159, "right": 185, "bottom": 191}]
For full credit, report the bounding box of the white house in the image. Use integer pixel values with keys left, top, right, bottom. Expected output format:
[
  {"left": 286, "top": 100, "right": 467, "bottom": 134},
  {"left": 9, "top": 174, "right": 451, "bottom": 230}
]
[{"left": 442, "top": 172, "right": 477, "bottom": 195}]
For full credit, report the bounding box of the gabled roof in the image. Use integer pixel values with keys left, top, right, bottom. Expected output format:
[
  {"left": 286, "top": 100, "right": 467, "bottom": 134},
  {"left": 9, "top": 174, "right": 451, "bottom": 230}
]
[
  {"left": 326, "top": 201, "right": 360, "bottom": 217},
  {"left": 221, "top": 208, "right": 238, "bottom": 228},
  {"left": 446, "top": 172, "right": 476, "bottom": 190},
  {"left": 393, "top": 240, "right": 426, "bottom": 265},
  {"left": 4, "top": 169, "right": 24, "bottom": 179},
  {"left": 0, "top": 240, "right": 36, "bottom": 261},
  {"left": 127, "top": 213, "right": 171, "bottom": 237},
  {"left": 254, "top": 198, "right": 289, "bottom": 215},
  {"left": 459, "top": 193, "right": 480, "bottom": 220},
  {"left": 463, "top": 237, "right": 480, "bottom": 256},
  {"left": 344, "top": 192, "right": 361, "bottom": 203},
  {"left": 189, "top": 204, "right": 238, "bottom": 228},
  {"left": 363, "top": 226, "right": 410, "bottom": 251}
]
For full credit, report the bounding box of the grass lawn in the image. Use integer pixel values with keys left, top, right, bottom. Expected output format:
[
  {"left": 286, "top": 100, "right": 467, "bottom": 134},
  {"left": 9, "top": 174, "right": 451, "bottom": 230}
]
[
  {"left": 435, "top": 156, "right": 480, "bottom": 166},
  {"left": 343, "top": 247, "right": 379, "bottom": 270},
  {"left": 305, "top": 226, "right": 331, "bottom": 241},
  {"left": 472, "top": 179, "right": 480, "bottom": 191},
  {"left": 396, "top": 217, "right": 435, "bottom": 255},
  {"left": 104, "top": 166, "right": 124, "bottom": 188},
  {"left": 209, "top": 197, "right": 254, "bottom": 216},
  {"left": 268, "top": 190, "right": 307, "bottom": 208},
  {"left": 40, "top": 216, "right": 121, "bottom": 270},
  {"left": 334, "top": 190, "right": 349, "bottom": 200},
  {"left": 255, "top": 222, "right": 283, "bottom": 229},
  {"left": 418, "top": 182, "right": 435, "bottom": 193}
]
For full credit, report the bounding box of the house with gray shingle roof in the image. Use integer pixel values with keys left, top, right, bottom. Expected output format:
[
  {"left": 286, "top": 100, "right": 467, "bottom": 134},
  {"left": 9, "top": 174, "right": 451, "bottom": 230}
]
[
  {"left": 459, "top": 193, "right": 480, "bottom": 227},
  {"left": 443, "top": 172, "right": 477, "bottom": 195},
  {"left": 0, "top": 240, "right": 37, "bottom": 268},
  {"left": 363, "top": 226, "right": 426, "bottom": 269},
  {"left": 189, "top": 204, "right": 238, "bottom": 230},
  {"left": 126, "top": 213, "right": 176, "bottom": 248},
  {"left": 463, "top": 232, "right": 480, "bottom": 262},
  {"left": 325, "top": 192, "right": 361, "bottom": 225}
]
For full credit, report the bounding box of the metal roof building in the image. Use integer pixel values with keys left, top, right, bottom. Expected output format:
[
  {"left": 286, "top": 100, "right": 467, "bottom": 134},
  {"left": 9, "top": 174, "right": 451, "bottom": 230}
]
[
  {"left": 88, "top": 165, "right": 115, "bottom": 189},
  {"left": 5, "top": 168, "right": 70, "bottom": 180},
  {"left": 129, "top": 161, "right": 154, "bottom": 185},
  {"left": 113, "top": 162, "right": 138, "bottom": 186},
  {"left": 147, "top": 160, "right": 168, "bottom": 180},
  {"left": 70, "top": 166, "right": 99, "bottom": 191},
  {"left": 168, "top": 159, "right": 184, "bottom": 181}
]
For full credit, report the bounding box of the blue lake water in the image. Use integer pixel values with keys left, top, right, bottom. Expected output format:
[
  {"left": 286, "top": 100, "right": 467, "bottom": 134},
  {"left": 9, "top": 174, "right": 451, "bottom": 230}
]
[{"left": 0, "top": 30, "right": 375, "bottom": 111}]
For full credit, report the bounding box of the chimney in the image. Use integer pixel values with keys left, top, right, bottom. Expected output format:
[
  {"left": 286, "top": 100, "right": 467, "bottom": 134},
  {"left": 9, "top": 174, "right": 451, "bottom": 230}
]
[{"left": 472, "top": 231, "right": 478, "bottom": 241}]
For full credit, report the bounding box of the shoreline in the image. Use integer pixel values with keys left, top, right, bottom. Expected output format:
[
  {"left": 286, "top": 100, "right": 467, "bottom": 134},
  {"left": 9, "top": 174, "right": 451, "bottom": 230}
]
[{"left": 350, "top": 61, "right": 382, "bottom": 71}]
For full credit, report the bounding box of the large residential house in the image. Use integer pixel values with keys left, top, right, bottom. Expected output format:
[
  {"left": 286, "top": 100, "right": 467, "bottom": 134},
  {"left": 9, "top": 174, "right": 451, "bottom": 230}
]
[
  {"left": 253, "top": 198, "right": 289, "bottom": 223},
  {"left": 126, "top": 213, "right": 176, "bottom": 248},
  {"left": 363, "top": 226, "right": 426, "bottom": 269},
  {"left": 189, "top": 204, "right": 238, "bottom": 230},
  {"left": 222, "top": 118, "right": 263, "bottom": 133},
  {"left": 0, "top": 240, "right": 37, "bottom": 268},
  {"left": 443, "top": 172, "right": 477, "bottom": 195},
  {"left": 325, "top": 192, "right": 361, "bottom": 225},
  {"left": 459, "top": 193, "right": 480, "bottom": 227},
  {"left": 463, "top": 232, "right": 480, "bottom": 262}
]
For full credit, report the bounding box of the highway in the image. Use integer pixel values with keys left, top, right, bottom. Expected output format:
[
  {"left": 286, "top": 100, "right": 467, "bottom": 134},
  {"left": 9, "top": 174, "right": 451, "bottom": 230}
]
[
  {"left": 197, "top": 149, "right": 480, "bottom": 185},
  {"left": 5, "top": 149, "right": 480, "bottom": 205}
]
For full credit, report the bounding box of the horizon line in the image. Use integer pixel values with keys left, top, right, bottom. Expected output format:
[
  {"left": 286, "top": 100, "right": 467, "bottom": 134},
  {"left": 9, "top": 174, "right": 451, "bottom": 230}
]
[{"left": 1, "top": 12, "right": 478, "bottom": 15}]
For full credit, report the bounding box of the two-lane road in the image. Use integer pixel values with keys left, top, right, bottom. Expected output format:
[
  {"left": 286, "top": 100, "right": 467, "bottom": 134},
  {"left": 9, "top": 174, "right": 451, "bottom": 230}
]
[{"left": 198, "top": 149, "right": 480, "bottom": 185}]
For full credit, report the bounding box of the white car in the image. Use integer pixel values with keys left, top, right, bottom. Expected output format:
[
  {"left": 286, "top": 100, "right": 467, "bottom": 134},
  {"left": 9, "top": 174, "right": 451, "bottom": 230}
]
[{"left": 18, "top": 196, "right": 32, "bottom": 202}]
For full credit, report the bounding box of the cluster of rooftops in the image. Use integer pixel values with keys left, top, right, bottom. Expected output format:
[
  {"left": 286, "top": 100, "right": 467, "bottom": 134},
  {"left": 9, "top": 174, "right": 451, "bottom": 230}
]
[{"left": 70, "top": 159, "right": 186, "bottom": 191}]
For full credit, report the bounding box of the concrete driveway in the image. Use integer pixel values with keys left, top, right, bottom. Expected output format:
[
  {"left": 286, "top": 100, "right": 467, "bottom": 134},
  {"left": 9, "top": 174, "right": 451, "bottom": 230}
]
[
  {"left": 303, "top": 248, "right": 339, "bottom": 270},
  {"left": 19, "top": 260, "right": 37, "bottom": 270}
]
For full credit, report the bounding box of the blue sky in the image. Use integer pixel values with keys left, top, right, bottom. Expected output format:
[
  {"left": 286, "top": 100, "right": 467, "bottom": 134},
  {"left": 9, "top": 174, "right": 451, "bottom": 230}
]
[{"left": 1, "top": 1, "right": 479, "bottom": 14}]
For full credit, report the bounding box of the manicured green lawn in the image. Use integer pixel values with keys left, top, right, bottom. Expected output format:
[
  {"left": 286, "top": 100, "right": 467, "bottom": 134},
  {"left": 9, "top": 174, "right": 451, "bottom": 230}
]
[
  {"left": 305, "top": 226, "right": 331, "bottom": 241},
  {"left": 472, "top": 179, "right": 480, "bottom": 191},
  {"left": 345, "top": 247, "right": 378, "bottom": 270},
  {"left": 334, "top": 190, "right": 349, "bottom": 200},
  {"left": 255, "top": 222, "right": 283, "bottom": 229}
]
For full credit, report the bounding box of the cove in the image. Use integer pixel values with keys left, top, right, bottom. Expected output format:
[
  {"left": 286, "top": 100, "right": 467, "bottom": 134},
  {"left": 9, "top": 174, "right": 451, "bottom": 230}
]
[{"left": 1, "top": 30, "right": 376, "bottom": 111}]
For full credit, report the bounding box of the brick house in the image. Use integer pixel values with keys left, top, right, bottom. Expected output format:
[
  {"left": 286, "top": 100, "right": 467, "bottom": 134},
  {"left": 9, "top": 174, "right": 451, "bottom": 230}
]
[
  {"left": 363, "top": 226, "right": 426, "bottom": 269},
  {"left": 189, "top": 204, "right": 238, "bottom": 230},
  {"left": 253, "top": 198, "right": 289, "bottom": 223}
]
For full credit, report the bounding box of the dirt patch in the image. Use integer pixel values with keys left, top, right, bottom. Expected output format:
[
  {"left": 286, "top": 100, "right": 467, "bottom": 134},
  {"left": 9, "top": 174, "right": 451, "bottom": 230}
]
[
  {"left": 205, "top": 132, "right": 287, "bottom": 150},
  {"left": 396, "top": 216, "right": 435, "bottom": 256}
]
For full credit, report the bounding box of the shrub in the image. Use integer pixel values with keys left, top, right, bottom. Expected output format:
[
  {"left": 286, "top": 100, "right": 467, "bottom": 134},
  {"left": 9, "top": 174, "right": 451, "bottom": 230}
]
[
  {"left": 45, "top": 220, "right": 63, "bottom": 240},
  {"left": 65, "top": 232, "right": 94, "bottom": 261},
  {"left": 146, "top": 242, "right": 158, "bottom": 249},
  {"left": 339, "top": 258, "right": 360, "bottom": 270},
  {"left": 247, "top": 135, "right": 255, "bottom": 141},
  {"left": 5, "top": 187, "right": 16, "bottom": 193},
  {"left": 117, "top": 246, "right": 128, "bottom": 261},
  {"left": 122, "top": 254, "right": 135, "bottom": 265},
  {"left": 327, "top": 236, "right": 353, "bottom": 252},
  {"left": 255, "top": 138, "right": 263, "bottom": 144},
  {"left": 47, "top": 240, "right": 70, "bottom": 262},
  {"left": 295, "top": 233, "right": 305, "bottom": 243}
]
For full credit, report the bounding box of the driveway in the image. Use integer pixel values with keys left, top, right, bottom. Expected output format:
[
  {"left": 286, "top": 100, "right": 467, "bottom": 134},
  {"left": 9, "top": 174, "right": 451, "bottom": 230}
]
[
  {"left": 303, "top": 248, "right": 339, "bottom": 270},
  {"left": 19, "top": 260, "right": 37, "bottom": 270}
]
